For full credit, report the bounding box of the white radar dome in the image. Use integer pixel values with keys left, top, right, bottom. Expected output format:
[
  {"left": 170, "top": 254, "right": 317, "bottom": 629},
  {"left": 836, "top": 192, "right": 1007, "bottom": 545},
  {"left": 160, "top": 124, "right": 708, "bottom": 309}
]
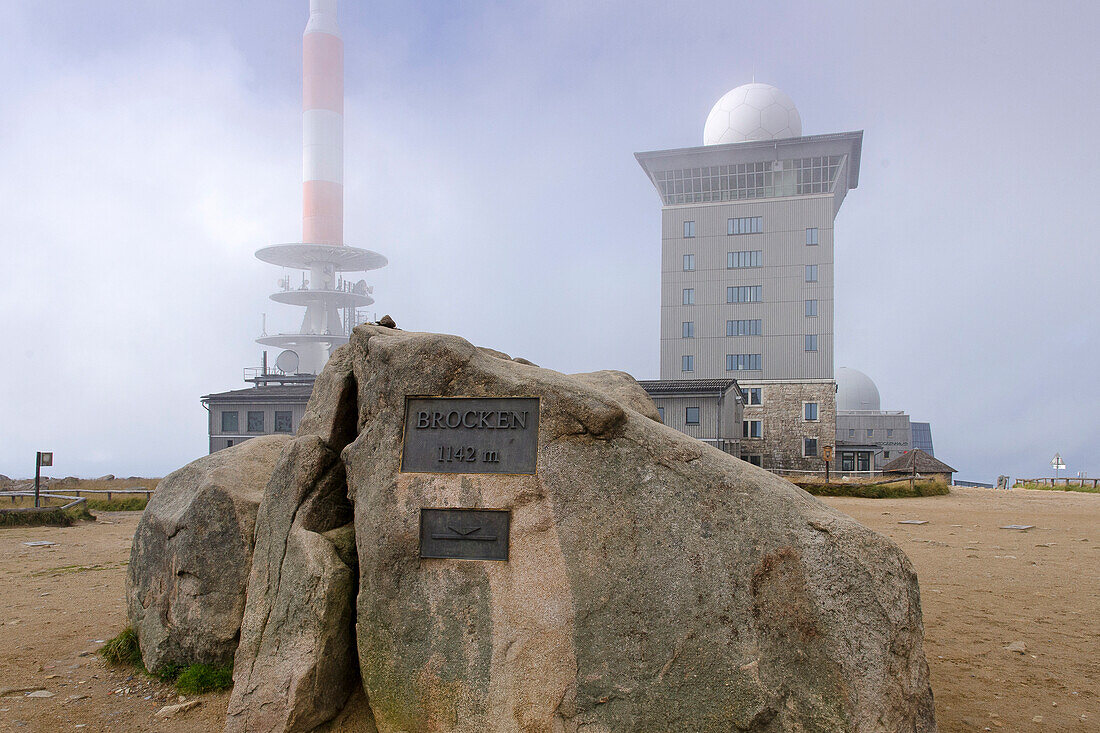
[
  {"left": 703, "top": 83, "right": 802, "bottom": 145},
  {"left": 836, "top": 367, "right": 881, "bottom": 412}
]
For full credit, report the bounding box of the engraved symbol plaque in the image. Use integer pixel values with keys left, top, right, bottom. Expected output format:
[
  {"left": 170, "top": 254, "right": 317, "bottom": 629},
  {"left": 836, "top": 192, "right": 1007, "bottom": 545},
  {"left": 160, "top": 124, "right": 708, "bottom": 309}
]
[{"left": 419, "top": 508, "right": 510, "bottom": 561}]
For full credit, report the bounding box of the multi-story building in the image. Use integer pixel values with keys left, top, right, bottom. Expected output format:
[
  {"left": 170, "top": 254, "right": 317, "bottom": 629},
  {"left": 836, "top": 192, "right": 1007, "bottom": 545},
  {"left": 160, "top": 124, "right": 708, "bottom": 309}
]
[{"left": 636, "top": 83, "right": 862, "bottom": 471}]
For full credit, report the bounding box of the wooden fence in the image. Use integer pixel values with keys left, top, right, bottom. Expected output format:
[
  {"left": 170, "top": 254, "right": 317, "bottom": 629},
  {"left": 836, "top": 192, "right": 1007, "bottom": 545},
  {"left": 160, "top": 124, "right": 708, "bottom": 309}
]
[
  {"left": 2, "top": 488, "right": 153, "bottom": 505},
  {"left": 1014, "top": 477, "right": 1099, "bottom": 488},
  {"left": 0, "top": 492, "right": 87, "bottom": 513}
]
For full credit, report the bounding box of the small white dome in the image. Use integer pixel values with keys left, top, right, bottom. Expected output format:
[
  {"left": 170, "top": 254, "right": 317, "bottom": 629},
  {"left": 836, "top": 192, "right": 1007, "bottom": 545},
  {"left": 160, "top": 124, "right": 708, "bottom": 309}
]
[
  {"left": 836, "top": 367, "right": 881, "bottom": 412},
  {"left": 703, "top": 83, "right": 802, "bottom": 145}
]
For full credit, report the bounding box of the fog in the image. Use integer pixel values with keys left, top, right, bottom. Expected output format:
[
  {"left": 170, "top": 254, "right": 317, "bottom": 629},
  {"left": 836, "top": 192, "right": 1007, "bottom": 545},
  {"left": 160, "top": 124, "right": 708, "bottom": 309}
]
[{"left": 1, "top": 0, "right": 1097, "bottom": 482}]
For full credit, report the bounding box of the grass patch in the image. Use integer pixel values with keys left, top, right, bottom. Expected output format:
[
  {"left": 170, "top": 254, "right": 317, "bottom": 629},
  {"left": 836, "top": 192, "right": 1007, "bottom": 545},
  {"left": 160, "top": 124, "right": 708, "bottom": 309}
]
[
  {"left": 1016, "top": 482, "right": 1099, "bottom": 494},
  {"left": 100, "top": 627, "right": 233, "bottom": 693},
  {"left": 175, "top": 664, "right": 234, "bottom": 694},
  {"left": 101, "top": 627, "right": 143, "bottom": 667},
  {"left": 0, "top": 504, "right": 94, "bottom": 527},
  {"left": 86, "top": 497, "right": 149, "bottom": 511},
  {"left": 796, "top": 480, "right": 950, "bottom": 499}
]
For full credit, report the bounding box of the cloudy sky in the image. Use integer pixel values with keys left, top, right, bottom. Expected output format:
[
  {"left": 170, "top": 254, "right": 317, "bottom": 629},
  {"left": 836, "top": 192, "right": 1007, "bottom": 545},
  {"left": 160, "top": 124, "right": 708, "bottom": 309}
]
[{"left": 1, "top": 0, "right": 1096, "bottom": 481}]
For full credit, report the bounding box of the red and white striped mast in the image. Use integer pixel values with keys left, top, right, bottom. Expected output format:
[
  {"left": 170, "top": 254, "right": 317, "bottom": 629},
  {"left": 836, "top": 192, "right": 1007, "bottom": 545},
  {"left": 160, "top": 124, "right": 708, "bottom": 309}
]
[
  {"left": 255, "top": 0, "right": 387, "bottom": 376},
  {"left": 302, "top": 0, "right": 343, "bottom": 247}
]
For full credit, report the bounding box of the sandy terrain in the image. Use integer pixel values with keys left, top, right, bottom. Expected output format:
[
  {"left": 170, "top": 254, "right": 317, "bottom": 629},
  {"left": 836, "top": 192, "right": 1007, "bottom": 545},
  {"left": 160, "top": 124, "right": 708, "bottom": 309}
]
[{"left": 0, "top": 487, "right": 1097, "bottom": 732}]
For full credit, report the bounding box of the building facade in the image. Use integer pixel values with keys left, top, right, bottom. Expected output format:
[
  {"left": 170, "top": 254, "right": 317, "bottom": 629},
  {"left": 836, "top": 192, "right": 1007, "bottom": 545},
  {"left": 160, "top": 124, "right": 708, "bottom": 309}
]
[
  {"left": 833, "top": 366, "right": 939, "bottom": 473},
  {"left": 639, "top": 379, "right": 743, "bottom": 456},
  {"left": 201, "top": 384, "right": 312, "bottom": 453},
  {"left": 636, "top": 83, "right": 862, "bottom": 471}
]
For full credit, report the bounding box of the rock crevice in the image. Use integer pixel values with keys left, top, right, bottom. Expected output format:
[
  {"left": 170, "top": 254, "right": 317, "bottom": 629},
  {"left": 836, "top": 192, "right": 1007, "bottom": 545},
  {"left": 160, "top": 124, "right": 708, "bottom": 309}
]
[{"left": 130, "top": 326, "right": 935, "bottom": 733}]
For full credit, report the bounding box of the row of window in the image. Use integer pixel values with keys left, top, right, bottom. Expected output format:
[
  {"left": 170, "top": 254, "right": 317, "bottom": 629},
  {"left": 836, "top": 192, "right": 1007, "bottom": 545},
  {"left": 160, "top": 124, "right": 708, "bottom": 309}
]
[
  {"left": 680, "top": 269, "right": 817, "bottom": 305},
  {"left": 667, "top": 405, "right": 816, "bottom": 427},
  {"left": 742, "top": 421, "right": 821, "bottom": 458},
  {"left": 739, "top": 392, "right": 819, "bottom": 424},
  {"left": 727, "top": 250, "right": 762, "bottom": 268},
  {"left": 680, "top": 335, "right": 821, "bottom": 371},
  {"left": 681, "top": 309, "right": 817, "bottom": 340},
  {"left": 728, "top": 216, "right": 763, "bottom": 235},
  {"left": 685, "top": 250, "right": 821, "bottom": 272},
  {"left": 681, "top": 218, "right": 818, "bottom": 244},
  {"left": 655, "top": 156, "right": 843, "bottom": 205},
  {"left": 684, "top": 250, "right": 766, "bottom": 270},
  {"left": 221, "top": 410, "right": 293, "bottom": 434},
  {"left": 680, "top": 354, "right": 763, "bottom": 372},
  {"left": 727, "top": 285, "right": 762, "bottom": 303}
]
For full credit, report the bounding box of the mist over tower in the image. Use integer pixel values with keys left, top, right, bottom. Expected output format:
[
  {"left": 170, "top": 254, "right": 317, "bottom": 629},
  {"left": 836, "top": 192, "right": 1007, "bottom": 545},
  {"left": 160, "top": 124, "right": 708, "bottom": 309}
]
[{"left": 254, "top": 0, "right": 387, "bottom": 377}]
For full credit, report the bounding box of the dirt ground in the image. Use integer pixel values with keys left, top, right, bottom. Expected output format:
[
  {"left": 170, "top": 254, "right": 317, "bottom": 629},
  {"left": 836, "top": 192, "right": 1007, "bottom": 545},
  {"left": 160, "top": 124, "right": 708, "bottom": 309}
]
[{"left": 0, "top": 487, "right": 1096, "bottom": 732}]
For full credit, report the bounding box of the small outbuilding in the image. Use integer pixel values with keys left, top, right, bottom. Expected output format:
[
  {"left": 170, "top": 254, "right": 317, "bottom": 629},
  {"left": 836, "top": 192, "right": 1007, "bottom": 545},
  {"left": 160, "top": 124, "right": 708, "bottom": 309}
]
[{"left": 881, "top": 449, "right": 957, "bottom": 484}]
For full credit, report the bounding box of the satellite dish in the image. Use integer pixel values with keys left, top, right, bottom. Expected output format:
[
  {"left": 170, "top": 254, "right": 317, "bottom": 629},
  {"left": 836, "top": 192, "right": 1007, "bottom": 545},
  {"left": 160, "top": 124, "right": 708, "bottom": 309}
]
[{"left": 275, "top": 350, "right": 300, "bottom": 374}]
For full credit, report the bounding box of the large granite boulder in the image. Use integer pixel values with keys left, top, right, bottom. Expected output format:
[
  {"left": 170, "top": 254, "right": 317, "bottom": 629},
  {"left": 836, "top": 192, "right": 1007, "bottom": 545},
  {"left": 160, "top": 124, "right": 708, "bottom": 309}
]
[
  {"left": 228, "top": 325, "right": 934, "bottom": 732},
  {"left": 126, "top": 434, "right": 291, "bottom": 672},
  {"left": 227, "top": 348, "right": 365, "bottom": 733}
]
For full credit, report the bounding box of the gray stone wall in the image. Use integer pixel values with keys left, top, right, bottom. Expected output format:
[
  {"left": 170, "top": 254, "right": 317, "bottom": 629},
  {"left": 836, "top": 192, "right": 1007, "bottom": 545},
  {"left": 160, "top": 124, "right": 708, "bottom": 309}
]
[{"left": 739, "top": 381, "right": 836, "bottom": 472}]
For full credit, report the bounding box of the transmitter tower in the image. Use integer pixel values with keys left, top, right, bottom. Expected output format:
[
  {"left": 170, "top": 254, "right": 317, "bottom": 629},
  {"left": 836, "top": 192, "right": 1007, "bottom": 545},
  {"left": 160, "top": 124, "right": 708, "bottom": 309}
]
[{"left": 255, "top": 0, "right": 386, "bottom": 377}]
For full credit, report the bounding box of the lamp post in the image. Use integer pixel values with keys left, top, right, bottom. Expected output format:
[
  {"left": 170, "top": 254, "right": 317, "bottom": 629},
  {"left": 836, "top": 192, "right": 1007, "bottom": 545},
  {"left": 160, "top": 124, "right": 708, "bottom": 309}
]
[{"left": 34, "top": 451, "right": 53, "bottom": 508}]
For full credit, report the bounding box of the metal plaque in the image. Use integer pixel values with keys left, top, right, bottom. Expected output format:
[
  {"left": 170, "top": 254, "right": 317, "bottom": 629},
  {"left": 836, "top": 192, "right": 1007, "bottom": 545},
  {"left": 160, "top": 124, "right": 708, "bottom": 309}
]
[
  {"left": 419, "top": 508, "right": 510, "bottom": 561},
  {"left": 401, "top": 397, "right": 539, "bottom": 474}
]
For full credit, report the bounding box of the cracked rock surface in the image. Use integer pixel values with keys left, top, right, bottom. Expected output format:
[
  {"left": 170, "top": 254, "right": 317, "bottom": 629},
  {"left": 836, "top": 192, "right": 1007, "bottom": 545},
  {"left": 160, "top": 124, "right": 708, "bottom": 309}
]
[
  {"left": 341, "top": 326, "right": 936, "bottom": 732},
  {"left": 130, "top": 325, "right": 937, "bottom": 732},
  {"left": 126, "top": 434, "right": 292, "bottom": 673}
]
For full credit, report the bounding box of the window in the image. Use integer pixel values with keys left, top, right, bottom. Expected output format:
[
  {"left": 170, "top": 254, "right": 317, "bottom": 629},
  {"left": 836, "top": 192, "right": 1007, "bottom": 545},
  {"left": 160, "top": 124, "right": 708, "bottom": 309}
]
[
  {"left": 275, "top": 411, "right": 293, "bottom": 434},
  {"left": 727, "top": 250, "right": 763, "bottom": 268},
  {"left": 685, "top": 407, "right": 700, "bottom": 425},
  {"left": 742, "top": 420, "right": 762, "bottom": 438},
  {"left": 221, "top": 411, "right": 239, "bottom": 433},
  {"left": 682, "top": 288, "right": 694, "bottom": 305},
  {"left": 682, "top": 355, "right": 694, "bottom": 372},
  {"left": 806, "top": 227, "right": 819, "bottom": 246},
  {"left": 745, "top": 455, "right": 763, "bottom": 467},
  {"left": 804, "top": 438, "right": 819, "bottom": 457},
  {"left": 683, "top": 253, "right": 695, "bottom": 271},
  {"left": 805, "top": 299, "right": 818, "bottom": 317},
  {"left": 247, "top": 411, "right": 264, "bottom": 433},
  {"left": 657, "top": 406, "right": 665, "bottom": 421},
  {"left": 652, "top": 156, "right": 843, "bottom": 206},
  {"left": 726, "top": 353, "right": 762, "bottom": 371},
  {"left": 682, "top": 321, "right": 694, "bottom": 338},
  {"left": 741, "top": 387, "right": 762, "bottom": 405},
  {"left": 887, "top": 428, "right": 894, "bottom": 437},
  {"left": 683, "top": 220, "right": 695, "bottom": 238},
  {"left": 805, "top": 334, "right": 818, "bottom": 352},
  {"left": 226, "top": 440, "right": 233, "bottom": 448},
  {"left": 727, "top": 285, "right": 762, "bottom": 303},
  {"left": 849, "top": 428, "right": 855, "bottom": 437},
  {"left": 804, "top": 403, "right": 819, "bottom": 421},
  {"left": 884, "top": 451, "right": 891, "bottom": 459},
  {"left": 727, "top": 319, "right": 762, "bottom": 336},
  {"left": 727, "top": 216, "right": 762, "bottom": 235},
  {"left": 866, "top": 428, "right": 874, "bottom": 439},
  {"left": 805, "top": 265, "right": 818, "bottom": 282}
]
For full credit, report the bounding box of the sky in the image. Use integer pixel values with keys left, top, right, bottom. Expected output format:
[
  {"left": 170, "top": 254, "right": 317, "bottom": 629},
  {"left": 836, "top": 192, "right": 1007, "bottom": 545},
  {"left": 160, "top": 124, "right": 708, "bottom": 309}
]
[{"left": 1, "top": 0, "right": 1097, "bottom": 482}]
